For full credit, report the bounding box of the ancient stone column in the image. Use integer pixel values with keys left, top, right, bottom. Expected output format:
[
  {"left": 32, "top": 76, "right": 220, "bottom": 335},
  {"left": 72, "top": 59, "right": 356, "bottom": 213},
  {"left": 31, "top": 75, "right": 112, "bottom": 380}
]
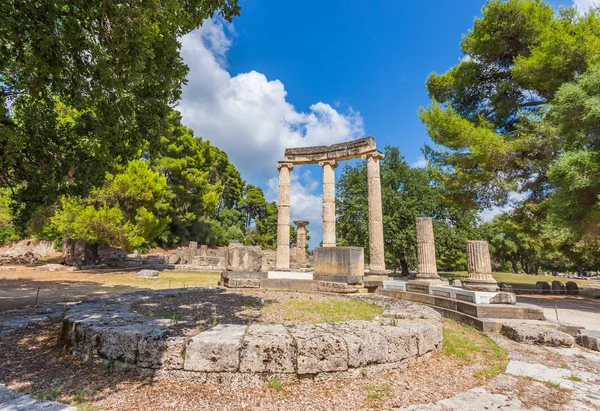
[
  {"left": 276, "top": 162, "right": 294, "bottom": 270},
  {"left": 415, "top": 217, "right": 441, "bottom": 280},
  {"left": 363, "top": 151, "right": 386, "bottom": 274},
  {"left": 463, "top": 240, "right": 499, "bottom": 292},
  {"left": 319, "top": 159, "right": 337, "bottom": 248},
  {"left": 294, "top": 220, "right": 309, "bottom": 267}
]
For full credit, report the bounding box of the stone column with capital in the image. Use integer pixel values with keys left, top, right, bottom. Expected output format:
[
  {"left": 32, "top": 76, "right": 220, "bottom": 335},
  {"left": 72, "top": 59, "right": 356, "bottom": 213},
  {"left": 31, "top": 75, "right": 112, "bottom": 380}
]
[
  {"left": 463, "top": 240, "right": 499, "bottom": 292},
  {"left": 319, "top": 159, "right": 337, "bottom": 248},
  {"left": 294, "top": 220, "right": 309, "bottom": 267},
  {"left": 415, "top": 217, "right": 441, "bottom": 280},
  {"left": 276, "top": 162, "right": 293, "bottom": 269},
  {"left": 363, "top": 151, "right": 386, "bottom": 274}
]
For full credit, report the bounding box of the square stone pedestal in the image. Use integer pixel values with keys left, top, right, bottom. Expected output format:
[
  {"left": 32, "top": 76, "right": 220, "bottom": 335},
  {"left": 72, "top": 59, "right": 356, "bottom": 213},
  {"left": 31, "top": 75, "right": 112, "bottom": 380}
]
[{"left": 313, "top": 246, "right": 364, "bottom": 284}]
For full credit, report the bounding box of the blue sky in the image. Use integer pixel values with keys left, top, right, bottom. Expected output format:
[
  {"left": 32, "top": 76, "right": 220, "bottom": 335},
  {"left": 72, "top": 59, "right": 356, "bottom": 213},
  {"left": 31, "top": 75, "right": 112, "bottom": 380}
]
[{"left": 178, "top": 0, "right": 594, "bottom": 248}]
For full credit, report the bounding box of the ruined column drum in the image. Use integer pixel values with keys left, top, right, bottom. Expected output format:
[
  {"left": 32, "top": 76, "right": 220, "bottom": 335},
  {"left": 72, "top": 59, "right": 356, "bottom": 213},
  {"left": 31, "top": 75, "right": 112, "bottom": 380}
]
[
  {"left": 462, "top": 240, "right": 499, "bottom": 292},
  {"left": 276, "top": 163, "right": 293, "bottom": 270},
  {"left": 415, "top": 217, "right": 441, "bottom": 280},
  {"left": 363, "top": 152, "right": 386, "bottom": 274},
  {"left": 319, "top": 159, "right": 337, "bottom": 248},
  {"left": 294, "top": 220, "right": 309, "bottom": 267}
]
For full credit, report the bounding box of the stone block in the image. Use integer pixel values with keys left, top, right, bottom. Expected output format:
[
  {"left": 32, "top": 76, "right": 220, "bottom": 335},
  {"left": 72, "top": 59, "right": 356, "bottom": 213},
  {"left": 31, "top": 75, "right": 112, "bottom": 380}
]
[
  {"left": 313, "top": 274, "right": 364, "bottom": 284},
  {"left": 227, "top": 278, "right": 261, "bottom": 288},
  {"left": 535, "top": 281, "right": 551, "bottom": 295},
  {"left": 321, "top": 322, "right": 389, "bottom": 367},
  {"left": 168, "top": 254, "right": 180, "bottom": 264},
  {"left": 136, "top": 269, "right": 159, "bottom": 279},
  {"left": 287, "top": 324, "right": 348, "bottom": 374},
  {"left": 240, "top": 325, "right": 296, "bottom": 373},
  {"left": 378, "top": 325, "right": 419, "bottom": 362},
  {"left": 226, "top": 245, "right": 263, "bottom": 272},
  {"left": 501, "top": 323, "right": 575, "bottom": 347},
  {"left": 260, "top": 278, "right": 290, "bottom": 289},
  {"left": 98, "top": 326, "right": 141, "bottom": 364},
  {"left": 189, "top": 241, "right": 198, "bottom": 250},
  {"left": 313, "top": 246, "right": 364, "bottom": 279},
  {"left": 317, "top": 281, "right": 358, "bottom": 294},
  {"left": 184, "top": 324, "right": 247, "bottom": 372},
  {"left": 566, "top": 281, "right": 579, "bottom": 295},
  {"left": 552, "top": 280, "right": 566, "bottom": 295},
  {"left": 399, "top": 321, "right": 443, "bottom": 355},
  {"left": 576, "top": 330, "right": 600, "bottom": 351},
  {"left": 489, "top": 292, "right": 517, "bottom": 305},
  {"left": 499, "top": 282, "right": 513, "bottom": 293}
]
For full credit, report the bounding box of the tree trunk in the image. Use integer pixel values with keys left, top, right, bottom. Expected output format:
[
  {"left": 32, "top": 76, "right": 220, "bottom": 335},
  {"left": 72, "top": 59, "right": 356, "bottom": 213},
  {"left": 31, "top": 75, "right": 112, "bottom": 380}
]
[
  {"left": 511, "top": 258, "right": 518, "bottom": 274},
  {"left": 83, "top": 243, "right": 99, "bottom": 266},
  {"left": 399, "top": 258, "right": 410, "bottom": 277}
]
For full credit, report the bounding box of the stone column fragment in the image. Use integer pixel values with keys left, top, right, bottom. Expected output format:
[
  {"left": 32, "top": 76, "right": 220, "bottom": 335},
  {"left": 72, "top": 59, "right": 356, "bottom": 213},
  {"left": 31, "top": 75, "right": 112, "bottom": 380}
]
[
  {"left": 463, "top": 240, "right": 499, "bottom": 292},
  {"left": 319, "top": 159, "right": 337, "bottom": 248},
  {"left": 363, "top": 151, "right": 386, "bottom": 274},
  {"left": 415, "top": 217, "right": 441, "bottom": 280},
  {"left": 276, "top": 162, "right": 293, "bottom": 270},
  {"left": 294, "top": 220, "right": 309, "bottom": 267}
]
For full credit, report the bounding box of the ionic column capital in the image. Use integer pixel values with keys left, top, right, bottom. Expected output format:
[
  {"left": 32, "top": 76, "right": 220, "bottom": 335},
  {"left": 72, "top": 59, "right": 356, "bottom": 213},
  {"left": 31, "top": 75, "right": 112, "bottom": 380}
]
[
  {"left": 277, "top": 162, "right": 294, "bottom": 171},
  {"left": 318, "top": 159, "right": 338, "bottom": 168},
  {"left": 361, "top": 151, "right": 384, "bottom": 161}
]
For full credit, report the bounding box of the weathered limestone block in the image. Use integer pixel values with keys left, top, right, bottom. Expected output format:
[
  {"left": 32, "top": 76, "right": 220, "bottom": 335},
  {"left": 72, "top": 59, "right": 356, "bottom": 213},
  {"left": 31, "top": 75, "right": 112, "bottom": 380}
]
[
  {"left": 240, "top": 325, "right": 296, "bottom": 373},
  {"left": 189, "top": 241, "right": 198, "bottom": 250},
  {"left": 313, "top": 246, "right": 364, "bottom": 279},
  {"left": 489, "top": 292, "right": 517, "bottom": 305},
  {"left": 317, "top": 281, "right": 358, "bottom": 294},
  {"left": 377, "top": 325, "right": 420, "bottom": 362},
  {"left": 576, "top": 330, "right": 600, "bottom": 352},
  {"left": 535, "top": 281, "right": 551, "bottom": 295},
  {"left": 228, "top": 278, "right": 261, "bottom": 288},
  {"left": 499, "top": 282, "right": 513, "bottom": 293},
  {"left": 398, "top": 321, "right": 443, "bottom": 356},
  {"left": 168, "top": 254, "right": 180, "bottom": 264},
  {"left": 184, "top": 324, "right": 247, "bottom": 372},
  {"left": 501, "top": 323, "right": 575, "bottom": 347},
  {"left": 287, "top": 324, "right": 348, "bottom": 374},
  {"left": 552, "top": 280, "right": 566, "bottom": 295},
  {"left": 137, "top": 336, "right": 185, "bottom": 369},
  {"left": 98, "top": 325, "right": 141, "bottom": 364},
  {"left": 136, "top": 269, "right": 159, "bottom": 279},
  {"left": 225, "top": 245, "right": 262, "bottom": 272},
  {"left": 566, "top": 281, "right": 579, "bottom": 295},
  {"left": 322, "top": 322, "right": 388, "bottom": 367}
]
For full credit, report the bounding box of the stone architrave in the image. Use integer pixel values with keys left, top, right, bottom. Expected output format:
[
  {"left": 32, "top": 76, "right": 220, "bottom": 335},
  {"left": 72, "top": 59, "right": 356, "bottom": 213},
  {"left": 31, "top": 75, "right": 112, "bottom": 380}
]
[
  {"left": 415, "top": 217, "right": 441, "bottom": 280},
  {"left": 319, "top": 159, "right": 338, "bottom": 248},
  {"left": 276, "top": 163, "right": 293, "bottom": 270},
  {"left": 294, "top": 220, "right": 309, "bottom": 267},
  {"left": 362, "top": 152, "right": 386, "bottom": 274},
  {"left": 462, "top": 240, "right": 499, "bottom": 292}
]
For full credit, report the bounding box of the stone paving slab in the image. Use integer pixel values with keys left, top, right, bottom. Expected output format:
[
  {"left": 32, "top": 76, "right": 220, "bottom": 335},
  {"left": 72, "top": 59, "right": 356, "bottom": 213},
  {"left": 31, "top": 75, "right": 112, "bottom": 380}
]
[{"left": 0, "top": 386, "right": 76, "bottom": 411}]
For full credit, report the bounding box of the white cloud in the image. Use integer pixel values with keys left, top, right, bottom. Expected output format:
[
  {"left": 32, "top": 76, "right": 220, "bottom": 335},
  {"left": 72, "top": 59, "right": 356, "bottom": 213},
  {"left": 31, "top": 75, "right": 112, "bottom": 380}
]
[
  {"left": 573, "top": 0, "right": 599, "bottom": 12},
  {"left": 411, "top": 155, "right": 428, "bottom": 168},
  {"left": 178, "top": 19, "right": 364, "bottom": 178},
  {"left": 178, "top": 19, "right": 363, "bottom": 248}
]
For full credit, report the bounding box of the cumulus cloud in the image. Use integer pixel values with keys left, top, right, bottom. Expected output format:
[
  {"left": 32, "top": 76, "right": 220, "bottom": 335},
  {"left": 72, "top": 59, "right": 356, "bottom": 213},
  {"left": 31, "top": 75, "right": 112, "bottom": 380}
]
[
  {"left": 178, "top": 19, "right": 364, "bottom": 178},
  {"left": 411, "top": 155, "right": 428, "bottom": 168},
  {"left": 573, "top": 0, "right": 600, "bottom": 13},
  {"left": 178, "top": 19, "right": 363, "bottom": 247},
  {"left": 480, "top": 192, "right": 529, "bottom": 222}
]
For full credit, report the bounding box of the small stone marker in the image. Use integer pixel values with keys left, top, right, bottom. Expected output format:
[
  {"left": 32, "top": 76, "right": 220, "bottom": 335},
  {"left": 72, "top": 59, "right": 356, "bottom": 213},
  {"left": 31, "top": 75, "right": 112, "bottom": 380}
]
[
  {"left": 136, "top": 269, "right": 159, "bottom": 279},
  {"left": 536, "top": 281, "right": 551, "bottom": 295},
  {"left": 551, "top": 280, "right": 566, "bottom": 295},
  {"left": 566, "top": 281, "right": 579, "bottom": 295}
]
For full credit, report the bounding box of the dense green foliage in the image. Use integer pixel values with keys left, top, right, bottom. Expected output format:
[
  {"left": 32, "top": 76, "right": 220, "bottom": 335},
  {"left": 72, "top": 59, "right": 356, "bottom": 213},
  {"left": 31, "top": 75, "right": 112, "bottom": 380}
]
[
  {"left": 337, "top": 146, "right": 480, "bottom": 274},
  {"left": 420, "top": 0, "right": 600, "bottom": 273},
  {"left": 0, "top": 0, "right": 240, "bottom": 229}
]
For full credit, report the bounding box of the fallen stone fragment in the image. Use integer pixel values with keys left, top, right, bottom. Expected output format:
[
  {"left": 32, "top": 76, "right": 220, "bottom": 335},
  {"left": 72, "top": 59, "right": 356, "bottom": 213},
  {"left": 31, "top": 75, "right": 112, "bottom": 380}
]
[
  {"left": 136, "top": 269, "right": 159, "bottom": 279},
  {"left": 184, "top": 324, "right": 247, "bottom": 372},
  {"left": 501, "top": 323, "right": 575, "bottom": 347},
  {"left": 576, "top": 330, "right": 600, "bottom": 352}
]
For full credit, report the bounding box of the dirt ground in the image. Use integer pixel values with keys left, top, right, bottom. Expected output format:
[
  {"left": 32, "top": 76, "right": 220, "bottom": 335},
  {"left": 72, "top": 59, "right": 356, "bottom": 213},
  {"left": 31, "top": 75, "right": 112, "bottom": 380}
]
[{"left": 0, "top": 266, "right": 221, "bottom": 311}]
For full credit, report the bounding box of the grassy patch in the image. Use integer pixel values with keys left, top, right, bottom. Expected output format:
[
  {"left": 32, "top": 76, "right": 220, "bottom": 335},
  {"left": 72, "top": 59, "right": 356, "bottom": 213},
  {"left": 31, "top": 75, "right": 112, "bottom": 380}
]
[
  {"left": 442, "top": 319, "right": 508, "bottom": 379},
  {"left": 268, "top": 376, "right": 282, "bottom": 392},
  {"left": 262, "top": 298, "right": 383, "bottom": 323},
  {"left": 364, "top": 383, "right": 391, "bottom": 401},
  {"left": 567, "top": 374, "right": 582, "bottom": 382},
  {"left": 545, "top": 381, "right": 561, "bottom": 388},
  {"left": 439, "top": 271, "right": 593, "bottom": 291}
]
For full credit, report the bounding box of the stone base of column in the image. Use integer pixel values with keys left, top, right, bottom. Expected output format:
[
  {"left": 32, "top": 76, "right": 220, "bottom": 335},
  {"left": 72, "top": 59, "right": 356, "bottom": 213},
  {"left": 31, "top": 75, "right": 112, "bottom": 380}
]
[
  {"left": 406, "top": 278, "right": 448, "bottom": 294},
  {"left": 462, "top": 278, "right": 499, "bottom": 292},
  {"left": 366, "top": 265, "right": 387, "bottom": 275}
]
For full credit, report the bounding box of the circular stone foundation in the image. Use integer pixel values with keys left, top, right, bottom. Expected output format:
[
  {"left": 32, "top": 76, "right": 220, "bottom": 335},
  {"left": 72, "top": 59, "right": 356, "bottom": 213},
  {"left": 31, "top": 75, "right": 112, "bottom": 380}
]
[{"left": 60, "top": 288, "right": 443, "bottom": 384}]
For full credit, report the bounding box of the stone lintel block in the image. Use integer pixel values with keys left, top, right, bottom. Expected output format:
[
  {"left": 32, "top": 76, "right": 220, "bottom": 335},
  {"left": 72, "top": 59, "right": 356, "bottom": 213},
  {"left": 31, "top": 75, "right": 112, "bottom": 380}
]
[
  {"left": 240, "top": 325, "right": 296, "bottom": 373},
  {"left": 226, "top": 245, "right": 263, "bottom": 272},
  {"left": 260, "top": 278, "right": 291, "bottom": 290},
  {"left": 314, "top": 247, "right": 364, "bottom": 279},
  {"left": 287, "top": 324, "right": 348, "bottom": 374},
  {"left": 184, "top": 324, "right": 247, "bottom": 372}
]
